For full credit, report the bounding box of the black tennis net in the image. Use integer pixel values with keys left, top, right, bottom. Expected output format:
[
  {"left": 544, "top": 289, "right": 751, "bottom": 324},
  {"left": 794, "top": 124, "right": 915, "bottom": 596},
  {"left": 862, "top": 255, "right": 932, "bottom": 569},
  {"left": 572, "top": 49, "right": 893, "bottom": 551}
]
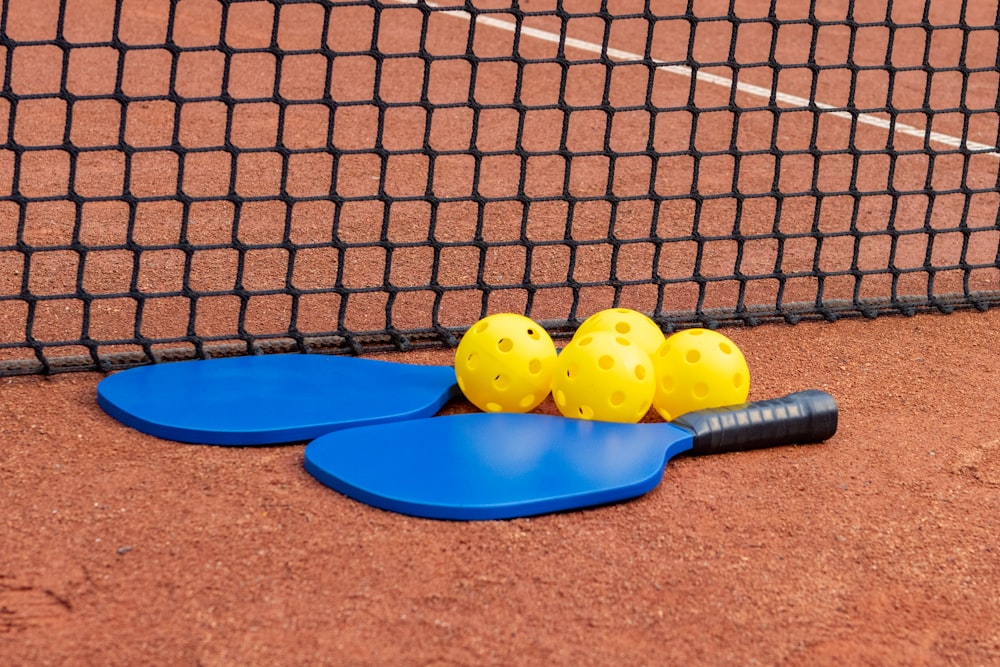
[{"left": 1, "top": 0, "right": 998, "bottom": 374}]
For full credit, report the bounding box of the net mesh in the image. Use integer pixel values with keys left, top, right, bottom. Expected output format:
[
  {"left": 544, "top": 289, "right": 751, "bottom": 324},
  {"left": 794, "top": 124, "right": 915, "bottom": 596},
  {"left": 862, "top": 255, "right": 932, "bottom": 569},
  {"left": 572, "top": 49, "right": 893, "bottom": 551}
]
[{"left": 1, "top": 0, "right": 999, "bottom": 374}]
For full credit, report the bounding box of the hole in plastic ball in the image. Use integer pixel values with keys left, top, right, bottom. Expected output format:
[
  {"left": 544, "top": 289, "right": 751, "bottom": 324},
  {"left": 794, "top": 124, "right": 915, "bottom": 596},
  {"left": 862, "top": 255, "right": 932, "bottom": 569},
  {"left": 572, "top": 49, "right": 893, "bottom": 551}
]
[
  {"left": 635, "top": 365, "right": 646, "bottom": 380},
  {"left": 494, "top": 374, "right": 511, "bottom": 390},
  {"left": 475, "top": 321, "right": 489, "bottom": 334},
  {"left": 719, "top": 341, "right": 732, "bottom": 354},
  {"left": 486, "top": 402, "right": 502, "bottom": 412},
  {"left": 733, "top": 372, "right": 744, "bottom": 387},
  {"left": 466, "top": 352, "right": 479, "bottom": 370},
  {"left": 555, "top": 389, "right": 566, "bottom": 406},
  {"left": 578, "top": 336, "right": 593, "bottom": 347},
  {"left": 685, "top": 349, "right": 701, "bottom": 363},
  {"left": 579, "top": 405, "right": 594, "bottom": 419},
  {"left": 565, "top": 363, "right": 579, "bottom": 379},
  {"left": 497, "top": 338, "right": 513, "bottom": 352},
  {"left": 693, "top": 382, "right": 709, "bottom": 398},
  {"left": 614, "top": 322, "right": 630, "bottom": 334},
  {"left": 526, "top": 328, "right": 540, "bottom": 340},
  {"left": 658, "top": 344, "right": 670, "bottom": 358},
  {"left": 598, "top": 355, "right": 614, "bottom": 370},
  {"left": 528, "top": 358, "right": 542, "bottom": 374},
  {"left": 610, "top": 391, "right": 625, "bottom": 406},
  {"left": 519, "top": 394, "right": 535, "bottom": 409},
  {"left": 690, "top": 329, "right": 705, "bottom": 336},
  {"left": 615, "top": 337, "right": 631, "bottom": 347},
  {"left": 661, "top": 375, "right": 674, "bottom": 392}
]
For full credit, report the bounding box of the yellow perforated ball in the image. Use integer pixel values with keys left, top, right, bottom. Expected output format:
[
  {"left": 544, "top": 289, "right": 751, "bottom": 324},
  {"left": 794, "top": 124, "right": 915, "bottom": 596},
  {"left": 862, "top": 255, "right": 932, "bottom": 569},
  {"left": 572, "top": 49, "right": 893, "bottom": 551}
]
[
  {"left": 454, "top": 313, "right": 557, "bottom": 413},
  {"left": 551, "top": 330, "right": 656, "bottom": 423},
  {"left": 652, "top": 328, "right": 750, "bottom": 421},
  {"left": 574, "top": 308, "right": 665, "bottom": 359}
]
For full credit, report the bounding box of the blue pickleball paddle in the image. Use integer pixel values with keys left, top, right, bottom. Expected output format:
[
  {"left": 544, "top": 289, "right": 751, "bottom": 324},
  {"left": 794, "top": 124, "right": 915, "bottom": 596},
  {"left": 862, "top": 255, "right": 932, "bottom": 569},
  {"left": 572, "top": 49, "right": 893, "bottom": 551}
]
[
  {"left": 303, "top": 390, "right": 838, "bottom": 520},
  {"left": 97, "top": 354, "right": 459, "bottom": 445}
]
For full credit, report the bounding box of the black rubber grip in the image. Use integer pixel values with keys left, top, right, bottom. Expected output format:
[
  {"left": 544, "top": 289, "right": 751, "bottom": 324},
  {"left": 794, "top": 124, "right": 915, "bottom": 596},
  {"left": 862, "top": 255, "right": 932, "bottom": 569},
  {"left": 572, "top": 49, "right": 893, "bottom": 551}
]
[{"left": 672, "top": 389, "right": 838, "bottom": 456}]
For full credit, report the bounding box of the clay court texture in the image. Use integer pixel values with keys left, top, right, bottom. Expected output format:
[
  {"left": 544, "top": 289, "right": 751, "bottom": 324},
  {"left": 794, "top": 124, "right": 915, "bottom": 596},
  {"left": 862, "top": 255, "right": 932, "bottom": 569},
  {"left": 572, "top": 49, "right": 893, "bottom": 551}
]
[{"left": 2, "top": 0, "right": 1000, "bottom": 665}]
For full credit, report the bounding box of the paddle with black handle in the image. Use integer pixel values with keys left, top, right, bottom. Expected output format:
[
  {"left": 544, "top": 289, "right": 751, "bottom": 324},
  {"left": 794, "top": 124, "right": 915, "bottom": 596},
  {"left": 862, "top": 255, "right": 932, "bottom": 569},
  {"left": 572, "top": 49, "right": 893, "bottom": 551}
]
[{"left": 303, "top": 390, "right": 838, "bottom": 520}]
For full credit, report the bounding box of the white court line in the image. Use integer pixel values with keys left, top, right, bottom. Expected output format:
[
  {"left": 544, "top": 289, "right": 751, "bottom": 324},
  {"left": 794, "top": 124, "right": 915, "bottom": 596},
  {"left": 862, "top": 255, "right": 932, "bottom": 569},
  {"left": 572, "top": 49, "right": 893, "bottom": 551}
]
[{"left": 390, "top": 0, "right": 1000, "bottom": 158}]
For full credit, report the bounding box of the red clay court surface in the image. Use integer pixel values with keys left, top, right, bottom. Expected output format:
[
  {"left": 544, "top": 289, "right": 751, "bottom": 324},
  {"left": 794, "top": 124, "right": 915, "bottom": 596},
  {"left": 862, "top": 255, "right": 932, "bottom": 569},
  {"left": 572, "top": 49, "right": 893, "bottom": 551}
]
[
  {"left": 2, "top": 0, "right": 1000, "bottom": 664},
  {"left": 3, "top": 312, "right": 1000, "bottom": 665}
]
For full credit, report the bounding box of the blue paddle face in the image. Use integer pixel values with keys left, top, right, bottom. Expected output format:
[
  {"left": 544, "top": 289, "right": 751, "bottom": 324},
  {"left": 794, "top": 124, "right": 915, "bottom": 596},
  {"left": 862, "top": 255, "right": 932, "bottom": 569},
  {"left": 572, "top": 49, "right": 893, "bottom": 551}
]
[
  {"left": 97, "top": 355, "right": 459, "bottom": 445},
  {"left": 303, "top": 389, "right": 837, "bottom": 521},
  {"left": 303, "top": 413, "right": 694, "bottom": 520}
]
